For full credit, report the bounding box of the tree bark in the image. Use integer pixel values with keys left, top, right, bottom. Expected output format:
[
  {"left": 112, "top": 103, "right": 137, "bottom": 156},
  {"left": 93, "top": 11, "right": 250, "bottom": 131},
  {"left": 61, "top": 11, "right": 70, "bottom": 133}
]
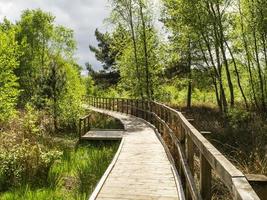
[
  {"left": 138, "top": 0, "right": 151, "bottom": 99},
  {"left": 129, "top": 0, "right": 144, "bottom": 98},
  {"left": 224, "top": 40, "right": 249, "bottom": 109},
  {"left": 238, "top": 0, "right": 259, "bottom": 109}
]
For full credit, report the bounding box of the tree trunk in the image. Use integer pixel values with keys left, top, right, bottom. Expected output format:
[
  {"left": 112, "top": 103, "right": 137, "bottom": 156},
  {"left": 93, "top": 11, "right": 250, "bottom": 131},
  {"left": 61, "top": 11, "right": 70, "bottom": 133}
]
[
  {"left": 187, "top": 41, "right": 192, "bottom": 108},
  {"left": 129, "top": 0, "right": 143, "bottom": 98},
  {"left": 198, "top": 40, "right": 221, "bottom": 109},
  {"left": 253, "top": 29, "right": 266, "bottom": 110},
  {"left": 224, "top": 40, "right": 249, "bottom": 109},
  {"left": 212, "top": 2, "right": 235, "bottom": 107},
  {"left": 238, "top": 0, "right": 259, "bottom": 109},
  {"left": 138, "top": 0, "right": 151, "bottom": 99}
]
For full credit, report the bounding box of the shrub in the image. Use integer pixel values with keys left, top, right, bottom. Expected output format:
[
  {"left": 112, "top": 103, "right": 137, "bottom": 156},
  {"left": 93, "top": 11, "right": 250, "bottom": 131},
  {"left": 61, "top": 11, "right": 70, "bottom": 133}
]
[
  {"left": 0, "top": 141, "right": 62, "bottom": 191},
  {"left": 0, "top": 105, "right": 62, "bottom": 191}
]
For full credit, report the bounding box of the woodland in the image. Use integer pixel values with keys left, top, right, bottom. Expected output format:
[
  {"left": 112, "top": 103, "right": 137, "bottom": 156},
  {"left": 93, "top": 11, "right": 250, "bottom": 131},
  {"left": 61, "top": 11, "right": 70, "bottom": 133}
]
[{"left": 0, "top": 0, "right": 267, "bottom": 199}]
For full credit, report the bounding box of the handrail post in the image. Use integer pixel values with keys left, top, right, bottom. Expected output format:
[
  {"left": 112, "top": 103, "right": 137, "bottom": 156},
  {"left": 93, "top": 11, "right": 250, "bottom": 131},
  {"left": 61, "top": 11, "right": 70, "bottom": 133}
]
[
  {"left": 78, "top": 118, "right": 82, "bottom": 140},
  {"left": 126, "top": 99, "right": 129, "bottom": 114},
  {"left": 116, "top": 98, "right": 119, "bottom": 112},
  {"left": 122, "top": 99, "right": 124, "bottom": 113},
  {"left": 186, "top": 132, "right": 194, "bottom": 200},
  {"left": 136, "top": 100, "right": 139, "bottom": 117},
  {"left": 186, "top": 134, "right": 194, "bottom": 173},
  {"left": 134, "top": 99, "right": 137, "bottom": 116},
  {"left": 113, "top": 98, "right": 115, "bottom": 111},
  {"left": 87, "top": 116, "right": 90, "bottom": 132},
  {"left": 131, "top": 100, "right": 134, "bottom": 116},
  {"left": 106, "top": 98, "right": 108, "bottom": 109},
  {"left": 83, "top": 119, "right": 86, "bottom": 137},
  {"left": 200, "top": 154, "right": 212, "bottom": 200},
  {"left": 142, "top": 100, "right": 144, "bottom": 119},
  {"left": 105, "top": 98, "right": 108, "bottom": 109},
  {"left": 149, "top": 101, "right": 152, "bottom": 123}
]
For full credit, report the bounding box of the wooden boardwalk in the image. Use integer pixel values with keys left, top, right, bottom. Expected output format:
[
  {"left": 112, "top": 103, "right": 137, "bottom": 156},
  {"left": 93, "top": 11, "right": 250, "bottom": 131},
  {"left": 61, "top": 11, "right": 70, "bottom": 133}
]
[
  {"left": 89, "top": 107, "right": 183, "bottom": 200},
  {"left": 82, "top": 129, "right": 123, "bottom": 140}
]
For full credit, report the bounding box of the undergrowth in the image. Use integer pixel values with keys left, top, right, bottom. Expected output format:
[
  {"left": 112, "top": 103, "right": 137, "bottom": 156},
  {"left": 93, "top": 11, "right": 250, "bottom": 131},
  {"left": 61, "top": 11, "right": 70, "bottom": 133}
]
[
  {"left": 0, "top": 106, "right": 120, "bottom": 199},
  {"left": 178, "top": 105, "right": 267, "bottom": 199}
]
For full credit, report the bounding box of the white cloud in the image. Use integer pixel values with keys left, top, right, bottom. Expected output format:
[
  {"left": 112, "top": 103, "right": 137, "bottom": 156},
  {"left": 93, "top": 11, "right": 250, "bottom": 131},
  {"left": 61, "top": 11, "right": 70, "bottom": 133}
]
[{"left": 0, "top": 0, "right": 111, "bottom": 71}]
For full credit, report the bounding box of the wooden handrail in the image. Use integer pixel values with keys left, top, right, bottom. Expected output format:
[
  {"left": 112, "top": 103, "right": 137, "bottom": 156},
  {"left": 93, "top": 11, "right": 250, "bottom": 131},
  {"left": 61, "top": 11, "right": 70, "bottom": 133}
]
[
  {"left": 78, "top": 114, "right": 91, "bottom": 139},
  {"left": 87, "top": 96, "right": 260, "bottom": 200}
]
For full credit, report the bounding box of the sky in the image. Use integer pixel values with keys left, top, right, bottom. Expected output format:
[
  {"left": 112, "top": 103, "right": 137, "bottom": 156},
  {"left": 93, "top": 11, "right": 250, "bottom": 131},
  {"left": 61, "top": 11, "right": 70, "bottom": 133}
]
[{"left": 0, "top": 0, "right": 112, "bottom": 75}]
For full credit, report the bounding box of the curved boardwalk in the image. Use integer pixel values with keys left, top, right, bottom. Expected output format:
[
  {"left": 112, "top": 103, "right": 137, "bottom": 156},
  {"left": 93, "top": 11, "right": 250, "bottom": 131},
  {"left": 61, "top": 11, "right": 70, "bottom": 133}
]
[{"left": 89, "top": 107, "right": 182, "bottom": 200}]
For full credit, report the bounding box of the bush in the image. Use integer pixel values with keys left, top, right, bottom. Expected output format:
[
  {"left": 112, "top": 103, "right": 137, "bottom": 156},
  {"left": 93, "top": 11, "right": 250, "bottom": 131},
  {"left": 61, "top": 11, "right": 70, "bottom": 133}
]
[
  {"left": 0, "top": 105, "right": 62, "bottom": 191},
  {"left": 226, "top": 108, "right": 250, "bottom": 130},
  {"left": 0, "top": 141, "right": 61, "bottom": 191}
]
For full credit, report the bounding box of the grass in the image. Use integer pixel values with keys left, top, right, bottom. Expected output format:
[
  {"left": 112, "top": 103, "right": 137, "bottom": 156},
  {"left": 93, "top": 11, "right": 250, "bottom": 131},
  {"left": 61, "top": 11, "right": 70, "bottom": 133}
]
[
  {"left": 0, "top": 141, "right": 119, "bottom": 200},
  {"left": 89, "top": 111, "right": 124, "bottom": 130}
]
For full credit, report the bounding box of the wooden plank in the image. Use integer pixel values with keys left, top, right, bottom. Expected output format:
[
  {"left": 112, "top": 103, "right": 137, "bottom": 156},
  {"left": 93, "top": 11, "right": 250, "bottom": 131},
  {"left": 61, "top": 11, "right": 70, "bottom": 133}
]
[
  {"left": 245, "top": 174, "right": 267, "bottom": 200},
  {"left": 232, "top": 177, "right": 260, "bottom": 200},
  {"left": 186, "top": 134, "right": 194, "bottom": 200},
  {"left": 89, "top": 138, "right": 125, "bottom": 200},
  {"left": 86, "top": 99, "right": 260, "bottom": 200},
  {"left": 82, "top": 130, "right": 123, "bottom": 140},
  {"left": 89, "top": 107, "right": 183, "bottom": 200},
  {"left": 200, "top": 154, "right": 211, "bottom": 200}
]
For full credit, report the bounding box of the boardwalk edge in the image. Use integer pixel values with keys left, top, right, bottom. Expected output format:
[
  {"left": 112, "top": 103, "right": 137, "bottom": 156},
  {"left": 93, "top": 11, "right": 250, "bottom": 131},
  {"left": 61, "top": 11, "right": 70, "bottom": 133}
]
[{"left": 89, "top": 137, "right": 125, "bottom": 200}]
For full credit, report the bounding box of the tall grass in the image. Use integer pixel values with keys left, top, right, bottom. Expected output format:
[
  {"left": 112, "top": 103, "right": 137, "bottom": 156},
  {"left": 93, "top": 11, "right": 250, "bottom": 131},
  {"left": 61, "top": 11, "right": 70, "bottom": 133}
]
[
  {"left": 0, "top": 141, "right": 119, "bottom": 200},
  {"left": 178, "top": 105, "right": 267, "bottom": 199},
  {"left": 89, "top": 111, "right": 124, "bottom": 130}
]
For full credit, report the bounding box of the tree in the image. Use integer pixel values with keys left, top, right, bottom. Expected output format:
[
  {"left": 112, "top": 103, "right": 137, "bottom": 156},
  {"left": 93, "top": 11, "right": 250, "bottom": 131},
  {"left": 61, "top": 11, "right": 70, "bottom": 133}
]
[
  {"left": 15, "top": 9, "right": 54, "bottom": 107},
  {"left": 88, "top": 28, "right": 123, "bottom": 88},
  {"left": 0, "top": 27, "right": 21, "bottom": 123},
  {"left": 89, "top": 29, "right": 118, "bottom": 71},
  {"left": 161, "top": 0, "right": 250, "bottom": 113},
  {"left": 12, "top": 9, "right": 86, "bottom": 130},
  {"left": 106, "top": 0, "right": 161, "bottom": 99}
]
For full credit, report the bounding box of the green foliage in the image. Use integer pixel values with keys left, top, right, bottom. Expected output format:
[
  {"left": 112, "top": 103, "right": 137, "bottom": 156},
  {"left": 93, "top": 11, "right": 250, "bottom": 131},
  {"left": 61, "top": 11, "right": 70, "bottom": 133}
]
[
  {"left": 91, "top": 0, "right": 162, "bottom": 98},
  {"left": 89, "top": 111, "right": 124, "bottom": 129},
  {"left": 57, "top": 63, "right": 86, "bottom": 129},
  {"left": 76, "top": 144, "right": 116, "bottom": 195},
  {"left": 226, "top": 108, "right": 250, "bottom": 130},
  {"left": 0, "top": 187, "right": 66, "bottom": 200},
  {"left": 0, "top": 8, "right": 88, "bottom": 130},
  {"left": 22, "top": 104, "right": 40, "bottom": 136},
  {"left": 15, "top": 9, "right": 55, "bottom": 107},
  {"left": 0, "top": 138, "right": 61, "bottom": 191},
  {"left": 0, "top": 28, "right": 20, "bottom": 123},
  {"left": 83, "top": 76, "right": 95, "bottom": 96},
  {"left": 89, "top": 29, "right": 118, "bottom": 71},
  {"left": 0, "top": 141, "right": 118, "bottom": 200}
]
